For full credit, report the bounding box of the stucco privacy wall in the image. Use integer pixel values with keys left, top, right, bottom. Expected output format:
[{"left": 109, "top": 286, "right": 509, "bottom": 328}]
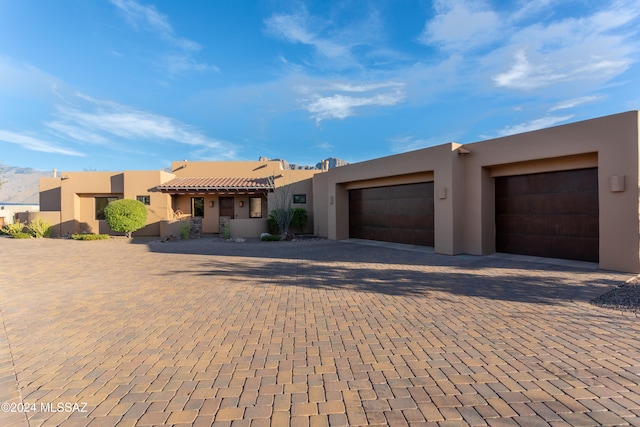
[
  {"left": 315, "top": 111, "right": 640, "bottom": 273},
  {"left": 461, "top": 110, "right": 640, "bottom": 272}
]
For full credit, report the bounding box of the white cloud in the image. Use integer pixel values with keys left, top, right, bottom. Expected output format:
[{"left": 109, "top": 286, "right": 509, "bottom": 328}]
[
  {"left": 418, "top": 0, "right": 501, "bottom": 51},
  {"left": 300, "top": 82, "right": 405, "bottom": 124},
  {"left": 264, "top": 11, "right": 353, "bottom": 64},
  {"left": 496, "top": 115, "right": 573, "bottom": 137},
  {"left": 490, "top": 2, "right": 639, "bottom": 91},
  {"left": 389, "top": 135, "right": 452, "bottom": 153},
  {"left": 549, "top": 96, "right": 600, "bottom": 111},
  {"left": 0, "top": 129, "right": 85, "bottom": 157},
  {"left": 110, "top": 0, "right": 200, "bottom": 51},
  {"left": 110, "top": 0, "right": 217, "bottom": 74},
  {"left": 48, "top": 93, "right": 236, "bottom": 159},
  {"left": 264, "top": 7, "right": 385, "bottom": 70}
]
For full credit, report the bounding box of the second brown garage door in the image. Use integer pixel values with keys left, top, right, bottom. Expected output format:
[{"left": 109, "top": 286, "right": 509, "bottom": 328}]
[
  {"left": 495, "top": 168, "right": 599, "bottom": 262},
  {"left": 349, "top": 182, "right": 434, "bottom": 246}
]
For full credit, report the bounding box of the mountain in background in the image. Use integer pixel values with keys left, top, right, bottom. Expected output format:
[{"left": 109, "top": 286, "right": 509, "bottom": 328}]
[
  {"left": 0, "top": 165, "right": 51, "bottom": 204},
  {"left": 259, "top": 157, "right": 349, "bottom": 170},
  {"left": 0, "top": 158, "right": 350, "bottom": 205}
]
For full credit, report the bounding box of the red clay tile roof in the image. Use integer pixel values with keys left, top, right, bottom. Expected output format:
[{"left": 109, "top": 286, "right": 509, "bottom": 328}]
[{"left": 156, "top": 177, "right": 274, "bottom": 194}]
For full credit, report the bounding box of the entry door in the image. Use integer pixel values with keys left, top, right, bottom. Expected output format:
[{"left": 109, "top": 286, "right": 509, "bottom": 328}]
[{"left": 219, "top": 197, "right": 234, "bottom": 218}]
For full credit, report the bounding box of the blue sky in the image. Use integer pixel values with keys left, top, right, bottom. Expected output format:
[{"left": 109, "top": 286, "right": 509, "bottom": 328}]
[{"left": 0, "top": 0, "right": 638, "bottom": 172}]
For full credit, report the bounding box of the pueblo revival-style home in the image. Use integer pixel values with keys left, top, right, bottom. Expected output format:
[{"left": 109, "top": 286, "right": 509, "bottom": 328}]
[{"left": 39, "top": 111, "right": 640, "bottom": 273}]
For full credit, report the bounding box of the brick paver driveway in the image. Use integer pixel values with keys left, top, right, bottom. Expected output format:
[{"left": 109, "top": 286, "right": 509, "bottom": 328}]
[{"left": 1, "top": 237, "right": 639, "bottom": 427}]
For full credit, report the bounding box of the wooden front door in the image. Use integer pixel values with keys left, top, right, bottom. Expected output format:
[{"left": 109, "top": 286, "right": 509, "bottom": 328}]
[{"left": 219, "top": 197, "right": 234, "bottom": 218}]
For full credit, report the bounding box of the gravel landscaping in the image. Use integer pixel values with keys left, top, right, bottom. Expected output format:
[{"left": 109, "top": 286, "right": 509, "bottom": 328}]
[{"left": 590, "top": 275, "right": 640, "bottom": 313}]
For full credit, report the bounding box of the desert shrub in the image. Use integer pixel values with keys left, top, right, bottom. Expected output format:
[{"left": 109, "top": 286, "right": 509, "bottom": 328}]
[
  {"left": 260, "top": 234, "right": 281, "bottom": 241},
  {"left": 12, "top": 232, "right": 32, "bottom": 239},
  {"left": 268, "top": 211, "right": 279, "bottom": 234},
  {"left": 26, "top": 216, "right": 51, "bottom": 238},
  {"left": 291, "top": 208, "right": 308, "bottom": 233},
  {"left": 221, "top": 222, "right": 231, "bottom": 240},
  {"left": 104, "top": 199, "right": 148, "bottom": 238},
  {"left": 3, "top": 221, "right": 25, "bottom": 237},
  {"left": 179, "top": 220, "right": 190, "bottom": 240},
  {"left": 71, "top": 233, "right": 110, "bottom": 240}
]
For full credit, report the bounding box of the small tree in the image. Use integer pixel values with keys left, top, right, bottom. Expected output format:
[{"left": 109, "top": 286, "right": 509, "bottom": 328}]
[
  {"left": 104, "top": 199, "right": 148, "bottom": 238},
  {"left": 270, "top": 179, "right": 295, "bottom": 238}
]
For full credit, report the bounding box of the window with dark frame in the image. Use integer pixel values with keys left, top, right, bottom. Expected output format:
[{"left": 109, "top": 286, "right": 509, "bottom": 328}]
[
  {"left": 95, "top": 197, "right": 119, "bottom": 220},
  {"left": 293, "top": 194, "right": 306, "bottom": 204},
  {"left": 136, "top": 195, "right": 150, "bottom": 205},
  {"left": 192, "top": 197, "right": 205, "bottom": 217},
  {"left": 249, "top": 197, "right": 262, "bottom": 218}
]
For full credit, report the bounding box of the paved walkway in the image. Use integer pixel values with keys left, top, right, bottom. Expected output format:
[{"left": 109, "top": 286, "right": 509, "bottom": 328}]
[{"left": 0, "top": 236, "right": 638, "bottom": 427}]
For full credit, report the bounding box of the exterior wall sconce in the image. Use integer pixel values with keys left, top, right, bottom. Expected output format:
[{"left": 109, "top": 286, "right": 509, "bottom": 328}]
[
  {"left": 609, "top": 175, "right": 625, "bottom": 192},
  {"left": 438, "top": 186, "right": 447, "bottom": 199},
  {"left": 209, "top": 201, "right": 214, "bottom": 207},
  {"left": 239, "top": 201, "right": 245, "bottom": 207}
]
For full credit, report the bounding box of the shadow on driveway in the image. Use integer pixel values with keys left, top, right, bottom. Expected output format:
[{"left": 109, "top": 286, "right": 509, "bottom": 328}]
[{"left": 144, "top": 238, "right": 628, "bottom": 305}]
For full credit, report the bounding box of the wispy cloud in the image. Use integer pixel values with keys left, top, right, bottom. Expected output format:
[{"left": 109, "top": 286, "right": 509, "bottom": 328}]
[
  {"left": 389, "top": 134, "right": 458, "bottom": 153},
  {"left": 0, "top": 129, "right": 85, "bottom": 157},
  {"left": 496, "top": 115, "right": 573, "bottom": 137},
  {"left": 418, "top": 0, "right": 501, "bottom": 52},
  {"left": 549, "top": 96, "right": 600, "bottom": 111},
  {"left": 418, "top": 0, "right": 639, "bottom": 94},
  {"left": 298, "top": 81, "right": 405, "bottom": 124},
  {"left": 110, "top": 0, "right": 200, "bottom": 51},
  {"left": 47, "top": 93, "right": 236, "bottom": 159},
  {"left": 490, "top": 2, "right": 638, "bottom": 91},
  {"left": 264, "top": 6, "right": 385, "bottom": 70},
  {"left": 110, "top": 0, "right": 215, "bottom": 74}
]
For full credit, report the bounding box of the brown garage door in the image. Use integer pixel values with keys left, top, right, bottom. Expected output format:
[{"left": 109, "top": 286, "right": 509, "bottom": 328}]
[
  {"left": 495, "top": 168, "right": 599, "bottom": 262},
  {"left": 349, "top": 182, "right": 434, "bottom": 246}
]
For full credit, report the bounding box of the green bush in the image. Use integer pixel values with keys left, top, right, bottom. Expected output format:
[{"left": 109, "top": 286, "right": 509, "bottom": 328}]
[
  {"left": 26, "top": 216, "right": 51, "bottom": 238},
  {"left": 104, "top": 199, "right": 148, "bottom": 238},
  {"left": 268, "top": 211, "right": 279, "bottom": 234},
  {"left": 221, "top": 222, "right": 231, "bottom": 239},
  {"left": 71, "top": 233, "right": 110, "bottom": 240},
  {"left": 179, "top": 220, "right": 190, "bottom": 240},
  {"left": 2, "top": 221, "right": 25, "bottom": 237},
  {"left": 291, "top": 208, "right": 308, "bottom": 233},
  {"left": 260, "top": 234, "right": 281, "bottom": 241},
  {"left": 12, "top": 232, "right": 32, "bottom": 239}
]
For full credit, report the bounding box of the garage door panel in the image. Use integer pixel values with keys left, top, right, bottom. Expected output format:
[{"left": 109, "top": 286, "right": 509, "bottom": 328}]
[
  {"left": 497, "top": 168, "right": 598, "bottom": 196},
  {"left": 495, "top": 168, "right": 598, "bottom": 262},
  {"left": 349, "top": 182, "right": 434, "bottom": 247},
  {"left": 497, "top": 214, "right": 599, "bottom": 237},
  {"left": 497, "top": 192, "right": 599, "bottom": 216}
]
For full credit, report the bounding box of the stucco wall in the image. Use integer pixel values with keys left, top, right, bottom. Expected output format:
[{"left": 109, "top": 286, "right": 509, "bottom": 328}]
[
  {"left": 315, "top": 111, "right": 640, "bottom": 273},
  {"left": 461, "top": 111, "right": 639, "bottom": 272}
]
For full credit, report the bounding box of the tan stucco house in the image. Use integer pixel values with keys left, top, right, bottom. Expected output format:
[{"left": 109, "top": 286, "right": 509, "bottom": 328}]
[
  {"left": 39, "top": 159, "right": 317, "bottom": 239},
  {"left": 40, "top": 111, "right": 640, "bottom": 273}
]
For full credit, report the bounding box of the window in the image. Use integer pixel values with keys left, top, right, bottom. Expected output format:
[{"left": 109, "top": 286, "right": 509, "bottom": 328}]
[
  {"left": 95, "top": 197, "right": 118, "bottom": 220},
  {"left": 192, "top": 197, "right": 204, "bottom": 217},
  {"left": 293, "top": 194, "right": 306, "bottom": 204},
  {"left": 136, "top": 195, "right": 150, "bottom": 205},
  {"left": 250, "top": 197, "right": 262, "bottom": 218}
]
